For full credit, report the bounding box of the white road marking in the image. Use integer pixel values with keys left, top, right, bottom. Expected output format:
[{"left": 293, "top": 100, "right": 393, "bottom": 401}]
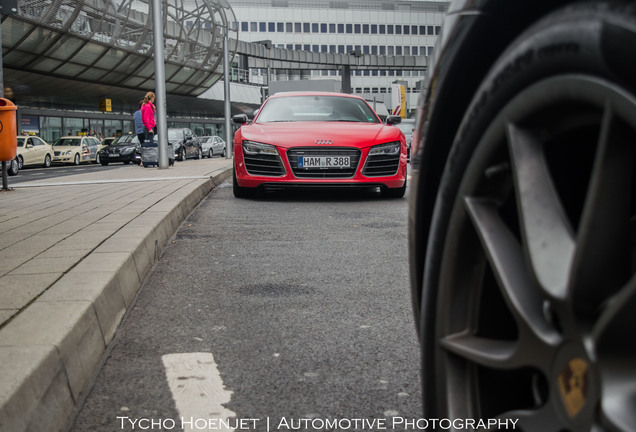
[{"left": 162, "top": 352, "right": 236, "bottom": 432}]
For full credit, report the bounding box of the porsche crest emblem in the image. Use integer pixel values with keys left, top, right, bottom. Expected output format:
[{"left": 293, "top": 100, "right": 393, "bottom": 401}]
[{"left": 557, "top": 357, "right": 589, "bottom": 418}]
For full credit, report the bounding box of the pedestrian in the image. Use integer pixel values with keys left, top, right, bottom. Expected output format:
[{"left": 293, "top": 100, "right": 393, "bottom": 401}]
[
  {"left": 133, "top": 102, "right": 145, "bottom": 145},
  {"left": 141, "top": 91, "right": 156, "bottom": 143}
]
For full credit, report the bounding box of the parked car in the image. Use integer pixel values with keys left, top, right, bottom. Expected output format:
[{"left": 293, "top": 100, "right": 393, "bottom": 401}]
[
  {"left": 167, "top": 128, "right": 202, "bottom": 161},
  {"left": 232, "top": 91, "right": 407, "bottom": 198},
  {"left": 52, "top": 136, "right": 102, "bottom": 165},
  {"left": 408, "top": 2, "right": 635, "bottom": 430},
  {"left": 98, "top": 134, "right": 142, "bottom": 165},
  {"left": 16, "top": 136, "right": 53, "bottom": 169},
  {"left": 100, "top": 136, "right": 117, "bottom": 147},
  {"left": 199, "top": 135, "right": 227, "bottom": 158}
]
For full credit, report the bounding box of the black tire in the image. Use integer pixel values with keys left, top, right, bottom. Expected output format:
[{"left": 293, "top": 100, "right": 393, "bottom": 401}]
[
  {"left": 7, "top": 158, "right": 19, "bottom": 176},
  {"left": 101, "top": 161, "right": 109, "bottom": 166},
  {"left": 232, "top": 168, "right": 253, "bottom": 198},
  {"left": 381, "top": 177, "right": 407, "bottom": 198},
  {"left": 181, "top": 148, "right": 187, "bottom": 161},
  {"left": 73, "top": 153, "right": 80, "bottom": 165},
  {"left": 222, "top": 148, "right": 227, "bottom": 158},
  {"left": 197, "top": 147, "right": 202, "bottom": 159},
  {"left": 95, "top": 153, "right": 101, "bottom": 164},
  {"left": 419, "top": 3, "right": 636, "bottom": 430},
  {"left": 43, "top": 154, "right": 51, "bottom": 168},
  {"left": 17, "top": 155, "right": 23, "bottom": 170},
  {"left": 208, "top": 149, "right": 213, "bottom": 158}
]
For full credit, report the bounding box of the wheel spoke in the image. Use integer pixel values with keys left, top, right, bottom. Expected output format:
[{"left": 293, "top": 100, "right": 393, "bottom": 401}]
[
  {"left": 440, "top": 331, "right": 544, "bottom": 370},
  {"left": 569, "top": 104, "right": 635, "bottom": 313},
  {"left": 506, "top": 123, "right": 575, "bottom": 299},
  {"left": 464, "top": 198, "right": 560, "bottom": 346}
]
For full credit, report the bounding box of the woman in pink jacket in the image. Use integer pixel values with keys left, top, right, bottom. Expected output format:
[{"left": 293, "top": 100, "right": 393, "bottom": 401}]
[{"left": 140, "top": 91, "right": 156, "bottom": 143}]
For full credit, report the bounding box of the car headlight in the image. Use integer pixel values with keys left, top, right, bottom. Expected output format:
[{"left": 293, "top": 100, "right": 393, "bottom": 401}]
[
  {"left": 243, "top": 141, "right": 277, "bottom": 155},
  {"left": 64, "top": 150, "right": 72, "bottom": 155},
  {"left": 369, "top": 141, "right": 401, "bottom": 156}
]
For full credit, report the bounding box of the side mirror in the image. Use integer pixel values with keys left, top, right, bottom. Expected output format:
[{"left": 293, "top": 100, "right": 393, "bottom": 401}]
[
  {"left": 386, "top": 115, "right": 402, "bottom": 126},
  {"left": 232, "top": 114, "right": 249, "bottom": 125}
]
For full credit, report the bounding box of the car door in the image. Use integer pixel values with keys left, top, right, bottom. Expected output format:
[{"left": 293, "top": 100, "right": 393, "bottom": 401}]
[
  {"left": 184, "top": 128, "right": 195, "bottom": 157},
  {"left": 23, "top": 137, "right": 37, "bottom": 165},
  {"left": 214, "top": 137, "right": 225, "bottom": 155}
]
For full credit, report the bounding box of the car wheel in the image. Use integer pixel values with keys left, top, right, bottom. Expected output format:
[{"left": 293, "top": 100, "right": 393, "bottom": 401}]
[
  {"left": 43, "top": 154, "right": 51, "bottom": 168},
  {"left": 418, "top": 4, "right": 636, "bottom": 430},
  {"left": 232, "top": 168, "right": 253, "bottom": 198},
  {"left": 95, "top": 153, "right": 101, "bottom": 164},
  {"left": 101, "top": 161, "right": 109, "bottom": 166},
  {"left": 181, "top": 148, "right": 187, "bottom": 161},
  {"left": 7, "top": 158, "right": 19, "bottom": 176},
  {"left": 17, "top": 155, "right": 23, "bottom": 170},
  {"left": 381, "top": 177, "right": 406, "bottom": 198},
  {"left": 73, "top": 153, "right": 80, "bottom": 165},
  {"left": 208, "top": 149, "right": 213, "bottom": 158},
  {"left": 197, "top": 147, "right": 202, "bottom": 159},
  {"left": 222, "top": 148, "right": 227, "bottom": 158}
]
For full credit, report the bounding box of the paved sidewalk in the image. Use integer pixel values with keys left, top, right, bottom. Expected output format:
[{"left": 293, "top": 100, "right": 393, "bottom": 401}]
[{"left": 0, "top": 158, "right": 233, "bottom": 432}]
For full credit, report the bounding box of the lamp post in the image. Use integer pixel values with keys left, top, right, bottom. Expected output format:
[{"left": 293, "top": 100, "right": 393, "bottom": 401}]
[{"left": 151, "top": 0, "right": 169, "bottom": 168}]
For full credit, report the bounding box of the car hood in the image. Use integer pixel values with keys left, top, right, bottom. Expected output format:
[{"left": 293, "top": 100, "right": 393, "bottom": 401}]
[
  {"left": 239, "top": 122, "right": 403, "bottom": 149},
  {"left": 52, "top": 146, "right": 81, "bottom": 151},
  {"left": 103, "top": 145, "right": 136, "bottom": 151}
]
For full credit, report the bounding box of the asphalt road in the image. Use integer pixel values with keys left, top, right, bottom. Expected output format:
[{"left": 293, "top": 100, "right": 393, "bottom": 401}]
[{"left": 69, "top": 181, "right": 420, "bottom": 432}]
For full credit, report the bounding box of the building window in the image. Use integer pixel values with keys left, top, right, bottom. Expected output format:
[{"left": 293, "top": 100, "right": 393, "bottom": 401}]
[
  {"left": 395, "top": 25, "right": 402, "bottom": 35},
  {"left": 338, "top": 45, "right": 345, "bottom": 53},
  {"left": 346, "top": 23, "right": 352, "bottom": 33},
  {"left": 338, "top": 23, "right": 344, "bottom": 33},
  {"left": 363, "top": 46, "right": 369, "bottom": 54},
  {"left": 304, "top": 44, "right": 310, "bottom": 51},
  {"left": 371, "top": 46, "right": 377, "bottom": 55},
  {"left": 435, "top": 26, "right": 441, "bottom": 35},
  {"left": 277, "top": 22, "right": 284, "bottom": 32},
  {"left": 250, "top": 22, "right": 257, "bottom": 32},
  {"left": 321, "top": 45, "right": 328, "bottom": 52},
  {"left": 420, "top": 25, "right": 426, "bottom": 35},
  {"left": 396, "top": 46, "right": 402, "bottom": 55},
  {"left": 286, "top": 44, "right": 293, "bottom": 49},
  {"left": 428, "top": 46, "right": 434, "bottom": 56},
  {"left": 286, "top": 22, "right": 293, "bottom": 32},
  {"left": 363, "top": 24, "right": 369, "bottom": 34},
  {"left": 295, "top": 44, "right": 302, "bottom": 50},
  {"left": 411, "top": 25, "right": 418, "bottom": 35},
  {"left": 268, "top": 22, "right": 275, "bottom": 32},
  {"left": 371, "top": 24, "right": 377, "bottom": 34},
  {"left": 241, "top": 22, "right": 248, "bottom": 32},
  {"left": 259, "top": 22, "right": 266, "bottom": 32},
  {"left": 321, "top": 23, "right": 327, "bottom": 33},
  {"left": 379, "top": 24, "right": 385, "bottom": 34},
  {"left": 387, "top": 46, "right": 394, "bottom": 55},
  {"left": 354, "top": 24, "right": 361, "bottom": 34},
  {"left": 329, "top": 45, "right": 336, "bottom": 53},
  {"left": 346, "top": 44, "right": 353, "bottom": 53},
  {"left": 379, "top": 46, "right": 386, "bottom": 55},
  {"left": 304, "top": 22, "right": 310, "bottom": 33},
  {"left": 427, "top": 25, "right": 434, "bottom": 35},
  {"left": 403, "top": 25, "right": 409, "bottom": 35},
  {"left": 387, "top": 25, "right": 394, "bottom": 34},
  {"left": 329, "top": 23, "right": 336, "bottom": 33},
  {"left": 295, "top": 22, "right": 302, "bottom": 32},
  {"left": 312, "top": 23, "right": 319, "bottom": 32}
]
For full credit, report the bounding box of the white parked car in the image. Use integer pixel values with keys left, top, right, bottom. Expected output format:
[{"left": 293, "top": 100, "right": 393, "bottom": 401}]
[
  {"left": 16, "top": 136, "right": 54, "bottom": 169},
  {"left": 52, "top": 136, "right": 102, "bottom": 165}
]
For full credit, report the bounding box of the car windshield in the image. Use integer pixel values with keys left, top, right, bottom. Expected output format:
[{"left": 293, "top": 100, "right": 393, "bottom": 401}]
[
  {"left": 256, "top": 95, "right": 380, "bottom": 124},
  {"left": 168, "top": 130, "right": 183, "bottom": 140},
  {"left": 113, "top": 135, "right": 140, "bottom": 145},
  {"left": 53, "top": 138, "right": 81, "bottom": 146}
]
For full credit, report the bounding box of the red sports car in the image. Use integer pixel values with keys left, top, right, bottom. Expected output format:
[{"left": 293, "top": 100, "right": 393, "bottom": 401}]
[{"left": 231, "top": 92, "right": 408, "bottom": 198}]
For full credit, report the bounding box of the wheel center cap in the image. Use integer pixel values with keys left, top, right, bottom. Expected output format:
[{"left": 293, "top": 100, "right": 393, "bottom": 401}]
[{"left": 557, "top": 357, "right": 590, "bottom": 418}]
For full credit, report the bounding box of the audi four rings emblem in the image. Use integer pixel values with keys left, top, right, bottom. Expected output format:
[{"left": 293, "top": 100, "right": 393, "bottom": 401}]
[{"left": 314, "top": 139, "right": 334, "bottom": 145}]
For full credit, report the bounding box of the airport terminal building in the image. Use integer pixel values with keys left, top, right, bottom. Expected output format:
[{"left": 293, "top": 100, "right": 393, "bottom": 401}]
[{"left": 1, "top": 0, "right": 447, "bottom": 144}]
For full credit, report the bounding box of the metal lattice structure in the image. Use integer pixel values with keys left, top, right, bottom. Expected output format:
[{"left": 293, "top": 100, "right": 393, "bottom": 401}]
[{"left": 2, "top": 0, "right": 238, "bottom": 96}]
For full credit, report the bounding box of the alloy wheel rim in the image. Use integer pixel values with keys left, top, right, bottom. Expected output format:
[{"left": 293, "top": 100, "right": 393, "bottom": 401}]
[{"left": 437, "top": 75, "right": 636, "bottom": 431}]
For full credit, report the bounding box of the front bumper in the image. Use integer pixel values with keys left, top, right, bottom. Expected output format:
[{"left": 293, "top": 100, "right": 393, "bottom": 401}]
[{"left": 234, "top": 145, "right": 407, "bottom": 189}]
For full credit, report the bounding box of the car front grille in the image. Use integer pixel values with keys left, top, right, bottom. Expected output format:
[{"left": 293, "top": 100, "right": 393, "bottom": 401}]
[
  {"left": 362, "top": 152, "right": 400, "bottom": 177},
  {"left": 54, "top": 151, "right": 61, "bottom": 156},
  {"left": 287, "top": 148, "right": 360, "bottom": 178},
  {"left": 244, "top": 152, "right": 285, "bottom": 177}
]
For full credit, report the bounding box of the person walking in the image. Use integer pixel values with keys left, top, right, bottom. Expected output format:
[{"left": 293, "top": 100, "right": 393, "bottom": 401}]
[{"left": 133, "top": 102, "right": 145, "bottom": 145}]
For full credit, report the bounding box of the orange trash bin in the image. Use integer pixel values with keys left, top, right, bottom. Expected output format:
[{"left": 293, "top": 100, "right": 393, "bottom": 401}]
[{"left": 0, "top": 98, "right": 17, "bottom": 162}]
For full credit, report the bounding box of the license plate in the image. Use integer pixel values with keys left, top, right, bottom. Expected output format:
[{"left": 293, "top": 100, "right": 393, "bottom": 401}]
[{"left": 298, "top": 156, "right": 350, "bottom": 169}]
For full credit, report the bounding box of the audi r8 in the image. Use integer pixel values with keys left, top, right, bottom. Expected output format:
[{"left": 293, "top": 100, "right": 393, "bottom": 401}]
[
  {"left": 409, "top": 1, "right": 635, "bottom": 430},
  {"left": 232, "top": 91, "right": 408, "bottom": 198}
]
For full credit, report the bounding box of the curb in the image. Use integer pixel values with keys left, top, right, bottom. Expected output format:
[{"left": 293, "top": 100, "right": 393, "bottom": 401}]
[{"left": 0, "top": 167, "right": 232, "bottom": 432}]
